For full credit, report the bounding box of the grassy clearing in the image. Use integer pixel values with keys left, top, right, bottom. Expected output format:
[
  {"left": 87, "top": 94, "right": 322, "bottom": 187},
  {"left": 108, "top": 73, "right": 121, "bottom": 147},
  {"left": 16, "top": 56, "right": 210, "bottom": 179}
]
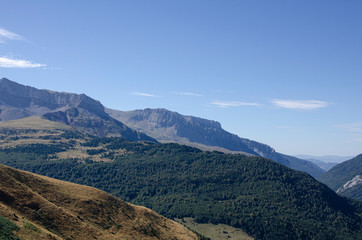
[
  {"left": 0, "top": 116, "right": 71, "bottom": 130},
  {"left": 176, "top": 218, "right": 253, "bottom": 240}
]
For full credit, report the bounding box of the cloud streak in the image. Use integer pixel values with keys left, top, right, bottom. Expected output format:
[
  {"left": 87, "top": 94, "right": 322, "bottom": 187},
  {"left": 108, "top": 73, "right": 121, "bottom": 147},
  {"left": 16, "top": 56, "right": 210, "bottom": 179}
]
[
  {"left": 176, "top": 92, "right": 203, "bottom": 97},
  {"left": 210, "top": 100, "right": 261, "bottom": 108},
  {"left": 271, "top": 99, "right": 328, "bottom": 110},
  {"left": 337, "top": 121, "right": 362, "bottom": 133},
  {"left": 0, "top": 57, "right": 46, "bottom": 68},
  {"left": 130, "top": 92, "right": 159, "bottom": 97},
  {"left": 0, "top": 28, "right": 23, "bottom": 43}
]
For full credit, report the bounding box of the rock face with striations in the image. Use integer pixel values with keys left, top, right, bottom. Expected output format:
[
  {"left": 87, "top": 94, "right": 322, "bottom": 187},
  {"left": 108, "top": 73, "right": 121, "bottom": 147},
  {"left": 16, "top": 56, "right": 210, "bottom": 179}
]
[
  {"left": 0, "top": 78, "right": 105, "bottom": 118},
  {"left": 107, "top": 107, "right": 324, "bottom": 177},
  {"left": 337, "top": 175, "right": 362, "bottom": 194},
  {"left": 0, "top": 78, "right": 155, "bottom": 141}
]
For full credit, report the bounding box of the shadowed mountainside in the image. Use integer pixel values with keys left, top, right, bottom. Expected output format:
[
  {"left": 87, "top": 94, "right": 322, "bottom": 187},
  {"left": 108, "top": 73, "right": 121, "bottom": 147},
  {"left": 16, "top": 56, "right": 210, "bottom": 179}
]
[
  {"left": 318, "top": 154, "right": 362, "bottom": 201},
  {"left": 107, "top": 108, "right": 324, "bottom": 177}
]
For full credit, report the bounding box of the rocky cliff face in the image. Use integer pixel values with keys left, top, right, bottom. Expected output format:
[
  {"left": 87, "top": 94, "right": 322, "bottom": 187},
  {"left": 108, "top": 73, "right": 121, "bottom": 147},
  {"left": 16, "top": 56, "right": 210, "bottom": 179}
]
[
  {"left": 118, "top": 108, "right": 262, "bottom": 155},
  {"left": 43, "top": 108, "right": 156, "bottom": 140},
  {"left": 0, "top": 78, "right": 155, "bottom": 141},
  {"left": 107, "top": 108, "right": 324, "bottom": 177},
  {"left": 0, "top": 78, "right": 105, "bottom": 118}
]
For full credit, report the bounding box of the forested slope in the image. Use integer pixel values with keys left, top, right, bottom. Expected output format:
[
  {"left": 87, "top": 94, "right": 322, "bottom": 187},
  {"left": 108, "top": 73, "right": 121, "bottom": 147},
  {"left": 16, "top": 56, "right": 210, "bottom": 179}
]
[
  {"left": 318, "top": 154, "right": 362, "bottom": 200},
  {"left": 0, "top": 134, "right": 361, "bottom": 240}
]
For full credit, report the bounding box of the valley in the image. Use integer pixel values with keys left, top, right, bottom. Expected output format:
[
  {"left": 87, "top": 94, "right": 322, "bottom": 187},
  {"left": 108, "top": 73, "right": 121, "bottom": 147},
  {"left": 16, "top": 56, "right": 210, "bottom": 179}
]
[
  {"left": 318, "top": 154, "right": 362, "bottom": 201},
  {"left": 1, "top": 2, "right": 362, "bottom": 239},
  {"left": 0, "top": 116, "right": 361, "bottom": 239},
  {"left": 0, "top": 78, "right": 361, "bottom": 240}
]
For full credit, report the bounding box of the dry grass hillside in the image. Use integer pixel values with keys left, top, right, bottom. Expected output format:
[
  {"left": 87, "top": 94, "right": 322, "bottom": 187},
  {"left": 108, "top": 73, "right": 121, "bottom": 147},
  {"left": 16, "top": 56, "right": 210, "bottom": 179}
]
[
  {"left": 0, "top": 164, "right": 198, "bottom": 240},
  {"left": 0, "top": 116, "right": 128, "bottom": 163}
]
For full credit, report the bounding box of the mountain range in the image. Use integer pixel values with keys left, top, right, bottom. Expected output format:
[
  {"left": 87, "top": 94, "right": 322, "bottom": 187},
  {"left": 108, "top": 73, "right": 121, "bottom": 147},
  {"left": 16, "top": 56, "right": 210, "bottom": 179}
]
[
  {"left": 0, "top": 117, "right": 361, "bottom": 239},
  {"left": 0, "top": 78, "right": 155, "bottom": 142},
  {"left": 295, "top": 155, "right": 355, "bottom": 171},
  {"left": 0, "top": 78, "right": 324, "bottom": 177},
  {"left": 106, "top": 108, "right": 324, "bottom": 177}
]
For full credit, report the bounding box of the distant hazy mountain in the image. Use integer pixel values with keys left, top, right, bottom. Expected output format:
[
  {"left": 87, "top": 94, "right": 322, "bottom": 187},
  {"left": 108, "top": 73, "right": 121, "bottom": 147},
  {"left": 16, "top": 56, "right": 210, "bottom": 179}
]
[
  {"left": 294, "top": 156, "right": 339, "bottom": 171},
  {"left": 318, "top": 154, "right": 362, "bottom": 200},
  {"left": 0, "top": 164, "right": 197, "bottom": 240},
  {"left": 107, "top": 108, "right": 325, "bottom": 177},
  {"left": 295, "top": 154, "right": 353, "bottom": 163},
  {"left": 0, "top": 78, "right": 155, "bottom": 141}
]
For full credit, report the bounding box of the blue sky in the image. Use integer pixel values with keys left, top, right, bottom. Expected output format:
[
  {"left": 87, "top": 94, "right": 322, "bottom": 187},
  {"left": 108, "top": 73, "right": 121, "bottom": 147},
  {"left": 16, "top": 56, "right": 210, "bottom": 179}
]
[{"left": 1, "top": 0, "right": 361, "bottom": 156}]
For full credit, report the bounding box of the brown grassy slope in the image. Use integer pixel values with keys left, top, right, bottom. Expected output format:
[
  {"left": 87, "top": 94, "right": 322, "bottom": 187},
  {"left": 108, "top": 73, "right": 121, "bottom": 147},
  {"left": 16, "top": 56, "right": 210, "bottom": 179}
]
[
  {"left": 0, "top": 116, "right": 126, "bottom": 162},
  {"left": 0, "top": 116, "right": 72, "bottom": 130},
  {"left": 0, "top": 164, "right": 198, "bottom": 240}
]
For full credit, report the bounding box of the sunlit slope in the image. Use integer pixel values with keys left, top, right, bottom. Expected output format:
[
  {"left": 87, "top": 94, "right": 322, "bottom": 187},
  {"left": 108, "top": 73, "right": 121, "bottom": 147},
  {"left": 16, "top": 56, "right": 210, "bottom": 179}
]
[{"left": 0, "top": 164, "right": 198, "bottom": 240}]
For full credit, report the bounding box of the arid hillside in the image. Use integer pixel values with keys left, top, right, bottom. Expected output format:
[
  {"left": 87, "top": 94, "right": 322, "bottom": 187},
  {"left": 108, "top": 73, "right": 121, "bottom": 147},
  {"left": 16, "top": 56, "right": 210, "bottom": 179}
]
[{"left": 0, "top": 164, "right": 198, "bottom": 240}]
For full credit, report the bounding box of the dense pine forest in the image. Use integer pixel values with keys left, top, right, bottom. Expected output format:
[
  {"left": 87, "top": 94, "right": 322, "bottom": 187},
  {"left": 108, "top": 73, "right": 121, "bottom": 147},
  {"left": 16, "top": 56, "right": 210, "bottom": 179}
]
[{"left": 0, "top": 134, "right": 362, "bottom": 240}]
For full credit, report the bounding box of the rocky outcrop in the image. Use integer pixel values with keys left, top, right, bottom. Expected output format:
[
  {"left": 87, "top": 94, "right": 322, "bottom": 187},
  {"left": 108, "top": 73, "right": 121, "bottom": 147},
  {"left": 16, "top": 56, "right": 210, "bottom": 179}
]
[
  {"left": 318, "top": 154, "right": 362, "bottom": 200},
  {"left": 43, "top": 108, "right": 156, "bottom": 140},
  {"left": 337, "top": 175, "right": 362, "bottom": 194},
  {"left": 0, "top": 78, "right": 105, "bottom": 118}
]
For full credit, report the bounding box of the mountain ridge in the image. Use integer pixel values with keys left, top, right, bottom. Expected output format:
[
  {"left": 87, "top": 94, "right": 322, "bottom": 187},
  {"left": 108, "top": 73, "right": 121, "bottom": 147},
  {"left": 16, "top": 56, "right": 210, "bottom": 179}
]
[
  {"left": 0, "top": 78, "right": 323, "bottom": 177},
  {"left": 107, "top": 107, "right": 324, "bottom": 177},
  {"left": 0, "top": 78, "right": 105, "bottom": 117},
  {"left": 0, "top": 78, "right": 155, "bottom": 141},
  {"left": 318, "top": 154, "right": 362, "bottom": 200}
]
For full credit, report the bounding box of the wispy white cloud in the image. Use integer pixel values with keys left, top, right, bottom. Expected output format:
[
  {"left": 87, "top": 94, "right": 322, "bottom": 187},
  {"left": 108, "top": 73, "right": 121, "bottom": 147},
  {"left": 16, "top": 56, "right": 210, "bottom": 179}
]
[
  {"left": 271, "top": 99, "right": 328, "bottom": 110},
  {"left": 130, "top": 92, "right": 159, "bottom": 97},
  {"left": 210, "top": 100, "right": 261, "bottom": 108},
  {"left": 337, "top": 121, "right": 362, "bottom": 133},
  {"left": 0, "top": 28, "right": 23, "bottom": 43},
  {"left": 0, "top": 57, "right": 46, "bottom": 68},
  {"left": 175, "top": 92, "right": 203, "bottom": 97}
]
